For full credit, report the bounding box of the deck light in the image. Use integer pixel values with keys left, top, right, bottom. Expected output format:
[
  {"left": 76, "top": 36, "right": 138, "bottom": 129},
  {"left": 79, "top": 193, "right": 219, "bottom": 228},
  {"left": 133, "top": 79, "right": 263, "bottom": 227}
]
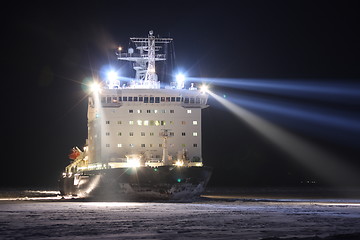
[
  {"left": 90, "top": 82, "right": 101, "bottom": 93},
  {"left": 176, "top": 73, "right": 185, "bottom": 89},
  {"left": 175, "top": 160, "right": 184, "bottom": 167},
  {"left": 200, "top": 84, "right": 209, "bottom": 93},
  {"left": 107, "top": 70, "right": 118, "bottom": 81}
]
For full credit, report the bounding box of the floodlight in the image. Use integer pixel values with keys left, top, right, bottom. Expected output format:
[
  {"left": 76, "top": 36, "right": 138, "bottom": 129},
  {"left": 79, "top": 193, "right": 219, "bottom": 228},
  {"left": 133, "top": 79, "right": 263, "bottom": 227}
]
[
  {"left": 176, "top": 73, "right": 185, "bottom": 89},
  {"left": 90, "top": 82, "right": 101, "bottom": 93},
  {"left": 107, "top": 70, "right": 118, "bottom": 81},
  {"left": 127, "top": 157, "right": 141, "bottom": 168},
  {"left": 200, "top": 84, "right": 209, "bottom": 93}
]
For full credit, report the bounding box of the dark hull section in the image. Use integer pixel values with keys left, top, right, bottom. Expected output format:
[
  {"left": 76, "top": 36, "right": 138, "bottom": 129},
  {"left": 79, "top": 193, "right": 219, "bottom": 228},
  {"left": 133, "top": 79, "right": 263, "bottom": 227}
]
[{"left": 59, "top": 166, "right": 212, "bottom": 201}]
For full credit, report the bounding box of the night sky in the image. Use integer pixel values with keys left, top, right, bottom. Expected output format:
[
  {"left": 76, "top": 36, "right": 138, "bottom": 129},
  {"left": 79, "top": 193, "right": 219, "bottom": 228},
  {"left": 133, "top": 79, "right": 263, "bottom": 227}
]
[{"left": 2, "top": 1, "right": 360, "bottom": 188}]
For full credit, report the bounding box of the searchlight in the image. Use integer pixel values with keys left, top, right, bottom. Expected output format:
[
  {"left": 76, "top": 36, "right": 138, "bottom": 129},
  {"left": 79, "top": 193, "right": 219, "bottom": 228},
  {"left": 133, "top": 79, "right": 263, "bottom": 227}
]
[
  {"left": 90, "top": 82, "right": 101, "bottom": 93},
  {"left": 126, "top": 154, "right": 142, "bottom": 168},
  {"left": 175, "top": 73, "right": 185, "bottom": 89},
  {"left": 107, "top": 70, "right": 118, "bottom": 81},
  {"left": 106, "top": 70, "right": 120, "bottom": 89},
  {"left": 200, "top": 84, "right": 209, "bottom": 94}
]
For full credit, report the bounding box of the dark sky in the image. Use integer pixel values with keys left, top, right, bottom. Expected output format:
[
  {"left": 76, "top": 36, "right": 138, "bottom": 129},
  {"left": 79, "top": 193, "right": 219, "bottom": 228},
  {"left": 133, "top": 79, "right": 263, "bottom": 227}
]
[{"left": 2, "top": 1, "right": 360, "bottom": 188}]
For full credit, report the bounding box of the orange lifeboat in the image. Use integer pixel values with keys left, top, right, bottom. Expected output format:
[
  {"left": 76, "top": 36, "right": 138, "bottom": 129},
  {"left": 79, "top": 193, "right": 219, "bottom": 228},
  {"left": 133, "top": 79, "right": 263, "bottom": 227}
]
[{"left": 68, "top": 148, "right": 81, "bottom": 160}]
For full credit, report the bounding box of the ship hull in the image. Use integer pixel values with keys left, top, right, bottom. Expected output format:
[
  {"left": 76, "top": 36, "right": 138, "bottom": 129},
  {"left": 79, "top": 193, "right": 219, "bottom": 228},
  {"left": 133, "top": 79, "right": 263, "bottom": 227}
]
[{"left": 59, "top": 166, "right": 212, "bottom": 201}]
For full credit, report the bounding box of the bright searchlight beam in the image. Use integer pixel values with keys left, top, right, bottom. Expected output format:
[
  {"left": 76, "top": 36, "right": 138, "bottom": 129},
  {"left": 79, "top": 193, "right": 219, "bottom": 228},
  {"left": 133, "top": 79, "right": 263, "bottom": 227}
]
[
  {"left": 208, "top": 90, "right": 360, "bottom": 186},
  {"left": 189, "top": 77, "right": 360, "bottom": 103}
]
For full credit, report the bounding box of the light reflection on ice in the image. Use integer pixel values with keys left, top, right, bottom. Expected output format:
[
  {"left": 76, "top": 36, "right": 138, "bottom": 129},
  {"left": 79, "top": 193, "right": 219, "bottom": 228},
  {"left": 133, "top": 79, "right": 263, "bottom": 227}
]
[
  {"left": 0, "top": 189, "right": 63, "bottom": 201},
  {"left": 0, "top": 197, "right": 61, "bottom": 201},
  {"left": 83, "top": 202, "right": 144, "bottom": 207},
  {"left": 316, "top": 203, "right": 360, "bottom": 206},
  {"left": 24, "top": 190, "right": 60, "bottom": 195}
]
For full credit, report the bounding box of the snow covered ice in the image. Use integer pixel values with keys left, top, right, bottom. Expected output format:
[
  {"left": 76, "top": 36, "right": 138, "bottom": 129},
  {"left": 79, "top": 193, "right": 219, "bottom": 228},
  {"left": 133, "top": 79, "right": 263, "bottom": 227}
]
[{"left": 1, "top": 192, "right": 360, "bottom": 239}]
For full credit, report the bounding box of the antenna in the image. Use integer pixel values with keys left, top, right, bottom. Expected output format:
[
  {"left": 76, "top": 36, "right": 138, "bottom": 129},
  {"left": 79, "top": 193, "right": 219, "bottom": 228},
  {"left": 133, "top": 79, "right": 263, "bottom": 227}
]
[{"left": 117, "top": 31, "right": 172, "bottom": 89}]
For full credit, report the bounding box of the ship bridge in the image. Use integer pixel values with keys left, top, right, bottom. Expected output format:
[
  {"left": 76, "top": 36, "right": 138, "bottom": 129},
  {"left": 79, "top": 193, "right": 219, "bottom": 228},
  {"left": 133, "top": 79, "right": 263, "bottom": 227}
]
[{"left": 86, "top": 31, "right": 209, "bottom": 169}]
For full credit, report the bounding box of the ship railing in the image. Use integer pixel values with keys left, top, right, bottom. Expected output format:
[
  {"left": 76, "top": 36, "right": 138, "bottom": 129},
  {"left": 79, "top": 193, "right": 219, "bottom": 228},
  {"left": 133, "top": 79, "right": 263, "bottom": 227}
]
[
  {"left": 101, "top": 102, "right": 122, "bottom": 108},
  {"left": 108, "top": 161, "right": 128, "bottom": 169},
  {"left": 145, "top": 158, "right": 163, "bottom": 167},
  {"left": 78, "top": 163, "right": 106, "bottom": 171},
  {"left": 188, "top": 162, "right": 203, "bottom": 167},
  {"left": 118, "top": 53, "right": 166, "bottom": 61},
  {"left": 181, "top": 102, "right": 208, "bottom": 108},
  {"left": 180, "top": 97, "right": 208, "bottom": 108}
]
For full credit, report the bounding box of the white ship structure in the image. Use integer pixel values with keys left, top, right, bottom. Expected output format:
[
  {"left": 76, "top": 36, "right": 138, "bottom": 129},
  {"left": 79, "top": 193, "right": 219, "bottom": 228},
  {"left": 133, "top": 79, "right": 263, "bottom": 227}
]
[{"left": 59, "top": 31, "right": 212, "bottom": 200}]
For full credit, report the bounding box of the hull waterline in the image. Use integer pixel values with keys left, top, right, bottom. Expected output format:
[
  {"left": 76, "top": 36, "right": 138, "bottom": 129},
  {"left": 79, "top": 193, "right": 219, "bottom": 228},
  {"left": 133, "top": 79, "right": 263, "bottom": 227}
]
[{"left": 59, "top": 166, "right": 212, "bottom": 201}]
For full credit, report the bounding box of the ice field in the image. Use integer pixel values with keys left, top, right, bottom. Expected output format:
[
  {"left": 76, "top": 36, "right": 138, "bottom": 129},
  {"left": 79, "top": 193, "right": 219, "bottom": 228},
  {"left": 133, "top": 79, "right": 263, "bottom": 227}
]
[{"left": 1, "top": 189, "right": 360, "bottom": 239}]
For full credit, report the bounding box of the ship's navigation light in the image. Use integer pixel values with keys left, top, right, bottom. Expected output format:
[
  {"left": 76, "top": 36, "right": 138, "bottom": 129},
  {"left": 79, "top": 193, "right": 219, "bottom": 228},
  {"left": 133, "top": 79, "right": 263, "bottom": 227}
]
[
  {"left": 177, "top": 178, "right": 182, "bottom": 183},
  {"left": 175, "top": 73, "right": 185, "bottom": 89},
  {"left": 90, "top": 82, "right": 101, "bottom": 93},
  {"left": 200, "top": 84, "right": 209, "bottom": 94}
]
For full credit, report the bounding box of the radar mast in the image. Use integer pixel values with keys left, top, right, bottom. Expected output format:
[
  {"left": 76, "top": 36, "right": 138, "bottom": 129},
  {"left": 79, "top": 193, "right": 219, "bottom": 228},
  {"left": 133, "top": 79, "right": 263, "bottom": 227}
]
[{"left": 117, "top": 30, "right": 172, "bottom": 89}]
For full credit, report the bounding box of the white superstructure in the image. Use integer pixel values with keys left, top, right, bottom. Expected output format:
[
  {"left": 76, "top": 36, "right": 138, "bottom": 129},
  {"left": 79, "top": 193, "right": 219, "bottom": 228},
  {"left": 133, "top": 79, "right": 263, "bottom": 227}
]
[{"left": 86, "top": 31, "right": 209, "bottom": 169}]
